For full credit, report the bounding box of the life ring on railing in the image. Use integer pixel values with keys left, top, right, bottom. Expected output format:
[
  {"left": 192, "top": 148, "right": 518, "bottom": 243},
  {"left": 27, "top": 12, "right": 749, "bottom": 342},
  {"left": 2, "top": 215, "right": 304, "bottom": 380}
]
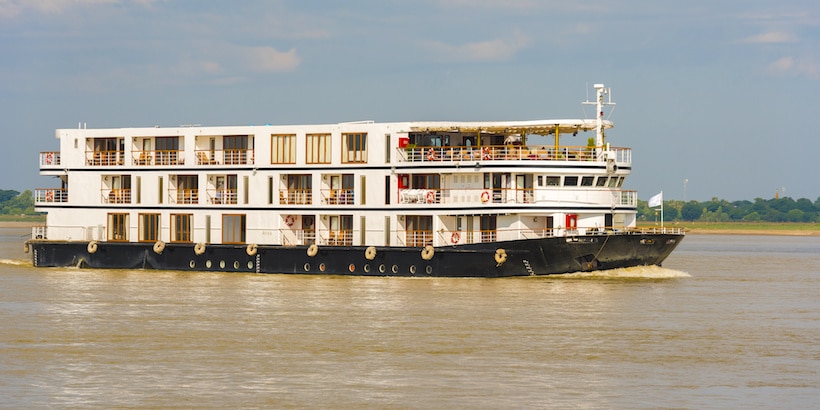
[
  {"left": 427, "top": 147, "right": 436, "bottom": 161},
  {"left": 494, "top": 248, "right": 507, "bottom": 266},
  {"left": 482, "top": 147, "right": 491, "bottom": 160},
  {"left": 45, "top": 191, "right": 54, "bottom": 202},
  {"left": 426, "top": 190, "right": 435, "bottom": 203},
  {"left": 284, "top": 215, "right": 296, "bottom": 226},
  {"left": 450, "top": 232, "right": 460, "bottom": 244},
  {"left": 87, "top": 241, "right": 98, "bottom": 254},
  {"left": 421, "top": 245, "right": 435, "bottom": 261},
  {"left": 153, "top": 240, "right": 165, "bottom": 254},
  {"left": 307, "top": 243, "right": 318, "bottom": 257},
  {"left": 480, "top": 191, "right": 490, "bottom": 203},
  {"left": 194, "top": 242, "right": 206, "bottom": 255},
  {"left": 365, "top": 246, "right": 377, "bottom": 260},
  {"left": 45, "top": 153, "right": 54, "bottom": 165},
  {"left": 246, "top": 243, "right": 258, "bottom": 256}
]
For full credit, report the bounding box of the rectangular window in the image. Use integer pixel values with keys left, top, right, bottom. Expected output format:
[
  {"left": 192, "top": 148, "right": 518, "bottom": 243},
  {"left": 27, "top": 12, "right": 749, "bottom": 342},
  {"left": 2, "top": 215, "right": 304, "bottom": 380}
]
[
  {"left": 537, "top": 175, "right": 543, "bottom": 187},
  {"left": 328, "top": 215, "right": 353, "bottom": 246},
  {"left": 596, "top": 177, "right": 608, "bottom": 187},
  {"left": 581, "top": 176, "right": 594, "bottom": 186},
  {"left": 175, "top": 175, "right": 198, "bottom": 204},
  {"left": 480, "top": 215, "right": 497, "bottom": 243},
  {"left": 607, "top": 177, "right": 619, "bottom": 187},
  {"left": 545, "top": 176, "right": 560, "bottom": 186},
  {"left": 342, "top": 132, "right": 367, "bottom": 163},
  {"left": 107, "top": 212, "right": 129, "bottom": 242},
  {"left": 564, "top": 176, "right": 579, "bottom": 187},
  {"left": 271, "top": 134, "right": 296, "bottom": 164},
  {"left": 222, "top": 214, "right": 246, "bottom": 244},
  {"left": 171, "top": 213, "right": 193, "bottom": 243},
  {"left": 156, "top": 137, "right": 180, "bottom": 165},
  {"left": 139, "top": 213, "right": 160, "bottom": 242},
  {"left": 284, "top": 174, "right": 312, "bottom": 204},
  {"left": 306, "top": 134, "right": 331, "bottom": 164}
]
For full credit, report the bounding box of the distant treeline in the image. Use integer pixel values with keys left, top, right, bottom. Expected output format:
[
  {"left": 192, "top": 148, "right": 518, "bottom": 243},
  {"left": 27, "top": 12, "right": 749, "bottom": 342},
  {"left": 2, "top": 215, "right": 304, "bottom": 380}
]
[
  {"left": 0, "top": 190, "right": 35, "bottom": 215},
  {"left": 638, "top": 196, "right": 820, "bottom": 223},
  {"left": 3, "top": 188, "right": 819, "bottom": 223}
]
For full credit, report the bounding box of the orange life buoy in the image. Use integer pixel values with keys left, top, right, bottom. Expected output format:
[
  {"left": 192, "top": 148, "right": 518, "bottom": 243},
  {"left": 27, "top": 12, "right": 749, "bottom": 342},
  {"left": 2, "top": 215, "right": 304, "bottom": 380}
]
[
  {"left": 284, "top": 215, "right": 296, "bottom": 226},
  {"left": 45, "top": 153, "right": 54, "bottom": 165},
  {"left": 450, "top": 232, "right": 460, "bottom": 244},
  {"left": 427, "top": 147, "right": 436, "bottom": 161},
  {"left": 45, "top": 191, "right": 54, "bottom": 201},
  {"left": 480, "top": 191, "right": 490, "bottom": 203},
  {"left": 426, "top": 190, "right": 435, "bottom": 203},
  {"left": 482, "top": 147, "right": 491, "bottom": 160}
]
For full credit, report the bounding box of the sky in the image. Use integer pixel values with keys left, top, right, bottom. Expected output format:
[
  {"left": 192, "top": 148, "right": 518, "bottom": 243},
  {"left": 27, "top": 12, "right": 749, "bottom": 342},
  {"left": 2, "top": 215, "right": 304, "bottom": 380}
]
[{"left": 1, "top": 0, "right": 818, "bottom": 202}]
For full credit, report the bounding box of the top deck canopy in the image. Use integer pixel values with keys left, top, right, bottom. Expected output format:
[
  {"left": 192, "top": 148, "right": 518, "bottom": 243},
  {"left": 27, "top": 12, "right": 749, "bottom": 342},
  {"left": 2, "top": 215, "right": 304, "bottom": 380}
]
[{"left": 407, "top": 119, "right": 612, "bottom": 136}]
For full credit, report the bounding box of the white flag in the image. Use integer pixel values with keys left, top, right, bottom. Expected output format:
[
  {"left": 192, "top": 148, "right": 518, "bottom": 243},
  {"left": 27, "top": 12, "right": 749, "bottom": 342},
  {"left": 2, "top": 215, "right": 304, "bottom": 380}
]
[{"left": 648, "top": 191, "right": 663, "bottom": 208}]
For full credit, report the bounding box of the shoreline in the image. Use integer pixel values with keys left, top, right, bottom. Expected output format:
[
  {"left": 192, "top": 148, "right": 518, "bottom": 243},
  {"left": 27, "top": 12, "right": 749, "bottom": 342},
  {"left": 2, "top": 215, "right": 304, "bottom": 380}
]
[{"left": 4, "top": 221, "right": 818, "bottom": 236}]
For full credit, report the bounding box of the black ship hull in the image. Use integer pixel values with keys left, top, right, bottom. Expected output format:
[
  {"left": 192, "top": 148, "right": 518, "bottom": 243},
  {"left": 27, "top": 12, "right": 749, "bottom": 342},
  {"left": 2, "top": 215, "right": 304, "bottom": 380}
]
[{"left": 27, "top": 232, "right": 683, "bottom": 277}]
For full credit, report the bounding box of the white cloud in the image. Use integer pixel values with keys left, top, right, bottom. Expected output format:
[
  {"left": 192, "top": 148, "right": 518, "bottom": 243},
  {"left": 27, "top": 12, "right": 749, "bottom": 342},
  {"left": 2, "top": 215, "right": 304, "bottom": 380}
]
[
  {"left": 767, "top": 56, "right": 820, "bottom": 79},
  {"left": 426, "top": 31, "right": 531, "bottom": 62},
  {"left": 244, "top": 46, "right": 301, "bottom": 73},
  {"left": 742, "top": 31, "right": 798, "bottom": 44}
]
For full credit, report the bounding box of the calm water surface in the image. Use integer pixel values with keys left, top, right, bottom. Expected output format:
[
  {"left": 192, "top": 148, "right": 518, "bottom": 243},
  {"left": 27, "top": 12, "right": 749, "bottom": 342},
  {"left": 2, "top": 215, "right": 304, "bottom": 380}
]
[{"left": 1, "top": 228, "right": 818, "bottom": 409}]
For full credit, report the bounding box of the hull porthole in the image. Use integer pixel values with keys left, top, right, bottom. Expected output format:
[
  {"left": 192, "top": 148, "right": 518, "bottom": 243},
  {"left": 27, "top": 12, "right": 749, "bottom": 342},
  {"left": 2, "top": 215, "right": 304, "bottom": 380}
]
[
  {"left": 247, "top": 261, "right": 254, "bottom": 270},
  {"left": 319, "top": 263, "right": 326, "bottom": 272},
  {"left": 426, "top": 265, "right": 433, "bottom": 275},
  {"left": 189, "top": 260, "right": 195, "bottom": 269},
  {"left": 304, "top": 263, "right": 310, "bottom": 272},
  {"left": 206, "top": 260, "right": 212, "bottom": 268},
  {"left": 349, "top": 264, "right": 356, "bottom": 273},
  {"left": 409, "top": 265, "right": 417, "bottom": 275},
  {"left": 364, "top": 264, "right": 371, "bottom": 273},
  {"left": 379, "top": 264, "right": 386, "bottom": 273},
  {"left": 233, "top": 261, "right": 240, "bottom": 269},
  {"left": 219, "top": 260, "right": 226, "bottom": 269},
  {"left": 391, "top": 265, "right": 398, "bottom": 274}
]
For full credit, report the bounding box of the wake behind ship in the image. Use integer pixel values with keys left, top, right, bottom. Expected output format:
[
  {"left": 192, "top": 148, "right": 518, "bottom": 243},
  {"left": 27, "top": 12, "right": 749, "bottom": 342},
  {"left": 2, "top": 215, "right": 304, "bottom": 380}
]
[{"left": 26, "top": 84, "right": 683, "bottom": 277}]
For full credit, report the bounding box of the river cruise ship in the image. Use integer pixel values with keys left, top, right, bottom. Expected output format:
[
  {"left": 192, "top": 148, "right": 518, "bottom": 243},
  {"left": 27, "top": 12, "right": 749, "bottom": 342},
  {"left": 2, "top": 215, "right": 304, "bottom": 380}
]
[{"left": 27, "top": 84, "right": 682, "bottom": 277}]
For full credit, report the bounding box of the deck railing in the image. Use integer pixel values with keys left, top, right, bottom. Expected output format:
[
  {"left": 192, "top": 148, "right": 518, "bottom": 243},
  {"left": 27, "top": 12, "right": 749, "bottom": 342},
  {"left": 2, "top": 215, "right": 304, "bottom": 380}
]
[
  {"left": 400, "top": 145, "right": 632, "bottom": 164},
  {"left": 170, "top": 188, "right": 199, "bottom": 204},
  {"left": 279, "top": 189, "right": 312, "bottom": 205},
  {"left": 320, "top": 189, "right": 355, "bottom": 205},
  {"left": 86, "top": 150, "right": 125, "bottom": 166},
  {"left": 206, "top": 189, "right": 238, "bottom": 204},
  {"left": 34, "top": 188, "right": 68, "bottom": 203},
  {"left": 131, "top": 150, "right": 184, "bottom": 166},
  {"left": 193, "top": 149, "right": 255, "bottom": 165},
  {"left": 39, "top": 152, "right": 61, "bottom": 167},
  {"left": 101, "top": 188, "right": 131, "bottom": 204}
]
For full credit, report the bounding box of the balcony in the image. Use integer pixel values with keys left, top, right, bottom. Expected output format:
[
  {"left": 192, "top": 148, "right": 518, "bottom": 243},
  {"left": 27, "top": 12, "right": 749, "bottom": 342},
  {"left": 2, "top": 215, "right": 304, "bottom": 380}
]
[
  {"left": 102, "top": 188, "right": 131, "bottom": 204},
  {"left": 398, "top": 188, "right": 534, "bottom": 205},
  {"left": 86, "top": 150, "right": 124, "bottom": 166},
  {"left": 194, "top": 149, "right": 255, "bottom": 165},
  {"left": 34, "top": 188, "right": 68, "bottom": 203},
  {"left": 132, "top": 150, "right": 184, "bottom": 166},
  {"left": 320, "top": 189, "right": 355, "bottom": 205},
  {"left": 170, "top": 189, "right": 199, "bottom": 204},
  {"left": 279, "top": 189, "right": 312, "bottom": 205},
  {"left": 206, "top": 189, "right": 238, "bottom": 205},
  {"left": 39, "top": 152, "right": 61, "bottom": 167}
]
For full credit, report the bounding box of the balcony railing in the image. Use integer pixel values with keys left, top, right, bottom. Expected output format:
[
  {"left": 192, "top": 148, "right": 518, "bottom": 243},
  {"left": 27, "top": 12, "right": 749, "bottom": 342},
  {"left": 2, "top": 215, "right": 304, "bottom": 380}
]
[
  {"left": 132, "top": 150, "right": 184, "bottom": 166},
  {"left": 102, "top": 188, "right": 131, "bottom": 204},
  {"left": 86, "top": 150, "right": 124, "bottom": 166},
  {"left": 170, "top": 189, "right": 199, "bottom": 204},
  {"left": 40, "top": 152, "right": 61, "bottom": 167},
  {"left": 34, "top": 188, "right": 68, "bottom": 203},
  {"left": 398, "top": 187, "right": 534, "bottom": 205},
  {"left": 401, "top": 145, "right": 631, "bottom": 164},
  {"left": 206, "top": 189, "right": 238, "bottom": 204},
  {"left": 194, "top": 149, "right": 255, "bottom": 165},
  {"left": 320, "top": 189, "right": 355, "bottom": 205},
  {"left": 279, "top": 189, "right": 312, "bottom": 205}
]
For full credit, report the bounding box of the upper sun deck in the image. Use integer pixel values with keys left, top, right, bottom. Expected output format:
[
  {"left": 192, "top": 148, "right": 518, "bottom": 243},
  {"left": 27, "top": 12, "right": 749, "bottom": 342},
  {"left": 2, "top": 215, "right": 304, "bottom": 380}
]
[{"left": 37, "top": 116, "right": 626, "bottom": 171}]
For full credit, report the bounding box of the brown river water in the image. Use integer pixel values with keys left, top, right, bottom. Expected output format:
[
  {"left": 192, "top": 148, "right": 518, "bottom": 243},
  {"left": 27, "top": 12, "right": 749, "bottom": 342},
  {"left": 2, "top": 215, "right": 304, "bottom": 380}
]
[{"left": 1, "top": 227, "right": 818, "bottom": 409}]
